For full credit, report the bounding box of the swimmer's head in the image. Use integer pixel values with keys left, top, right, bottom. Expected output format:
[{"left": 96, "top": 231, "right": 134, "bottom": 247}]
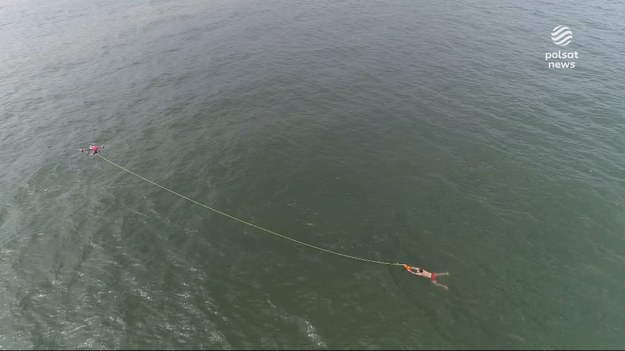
[{"left": 418, "top": 268, "right": 423, "bottom": 273}]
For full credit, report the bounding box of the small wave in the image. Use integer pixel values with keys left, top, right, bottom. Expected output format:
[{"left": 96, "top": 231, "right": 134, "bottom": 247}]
[{"left": 266, "top": 299, "right": 327, "bottom": 348}]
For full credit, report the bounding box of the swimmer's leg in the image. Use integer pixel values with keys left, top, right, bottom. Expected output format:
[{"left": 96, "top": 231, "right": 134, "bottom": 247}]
[
  {"left": 437, "top": 272, "right": 450, "bottom": 276},
  {"left": 432, "top": 281, "right": 448, "bottom": 290}
]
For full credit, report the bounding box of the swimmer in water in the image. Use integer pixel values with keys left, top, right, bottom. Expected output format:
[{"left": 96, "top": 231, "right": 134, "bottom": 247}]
[
  {"left": 79, "top": 143, "right": 103, "bottom": 156},
  {"left": 403, "top": 264, "right": 449, "bottom": 290}
]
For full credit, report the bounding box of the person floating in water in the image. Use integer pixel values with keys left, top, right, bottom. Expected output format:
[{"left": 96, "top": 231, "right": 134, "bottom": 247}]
[
  {"left": 80, "top": 143, "right": 103, "bottom": 156},
  {"left": 403, "top": 264, "right": 449, "bottom": 290}
]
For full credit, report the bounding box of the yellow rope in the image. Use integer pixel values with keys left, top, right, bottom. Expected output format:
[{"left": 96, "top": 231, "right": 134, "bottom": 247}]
[{"left": 97, "top": 154, "right": 402, "bottom": 266}]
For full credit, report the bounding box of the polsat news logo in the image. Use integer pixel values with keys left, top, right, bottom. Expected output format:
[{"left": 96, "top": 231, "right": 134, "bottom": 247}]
[{"left": 545, "top": 25, "right": 578, "bottom": 69}]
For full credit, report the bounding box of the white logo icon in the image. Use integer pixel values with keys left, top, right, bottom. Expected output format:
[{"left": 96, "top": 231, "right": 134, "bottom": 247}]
[{"left": 551, "top": 25, "right": 572, "bottom": 46}]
